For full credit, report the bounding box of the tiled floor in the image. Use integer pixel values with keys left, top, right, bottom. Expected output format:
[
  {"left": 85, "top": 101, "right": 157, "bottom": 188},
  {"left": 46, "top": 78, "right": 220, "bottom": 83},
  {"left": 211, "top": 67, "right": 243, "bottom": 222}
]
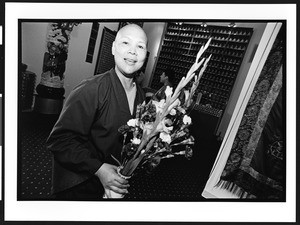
[
  {"left": 125, "top": 157, "right": 209, "bottom": 201},
  {"left": 19, "top": 110, "right": 221, "bottom": 201}
]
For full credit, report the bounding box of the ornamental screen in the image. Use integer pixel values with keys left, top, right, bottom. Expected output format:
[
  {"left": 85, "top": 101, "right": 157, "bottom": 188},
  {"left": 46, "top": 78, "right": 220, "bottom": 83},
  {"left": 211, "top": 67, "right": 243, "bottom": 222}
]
[{"left": 94, "top": 27, "right": 116, "bottom": 75}]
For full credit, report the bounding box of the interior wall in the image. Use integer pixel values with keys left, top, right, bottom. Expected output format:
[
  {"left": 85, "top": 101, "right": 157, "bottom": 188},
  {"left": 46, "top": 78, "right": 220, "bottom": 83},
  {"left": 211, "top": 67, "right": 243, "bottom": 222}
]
[
  {"left": 21, "top": 22, "right": 48, "bottom": 84},
  {"left": 21, "top": 22, "right": 164, "bottom": 99},
  {"left": 63, "top": 22, "right": 119, "bottom": 98},
  {"left": 21, "top": 22, "right": 119, "bottom": 99},
  {"left": 141, "top": 22, "right": 166, "bottom": 88}
]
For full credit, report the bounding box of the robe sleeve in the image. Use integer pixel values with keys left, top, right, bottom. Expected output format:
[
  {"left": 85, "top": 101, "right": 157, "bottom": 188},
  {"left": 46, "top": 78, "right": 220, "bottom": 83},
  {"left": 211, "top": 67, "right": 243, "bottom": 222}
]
[{"left": 46, "top": 79, "right": 103, "bottom": 175}]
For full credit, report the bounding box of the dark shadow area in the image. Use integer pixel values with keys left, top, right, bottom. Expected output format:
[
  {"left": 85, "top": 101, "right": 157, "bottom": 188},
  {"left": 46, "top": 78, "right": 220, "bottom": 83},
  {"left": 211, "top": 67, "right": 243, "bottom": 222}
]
[{"left": 19, "top": 109, "right": 221, "bottom": 201}]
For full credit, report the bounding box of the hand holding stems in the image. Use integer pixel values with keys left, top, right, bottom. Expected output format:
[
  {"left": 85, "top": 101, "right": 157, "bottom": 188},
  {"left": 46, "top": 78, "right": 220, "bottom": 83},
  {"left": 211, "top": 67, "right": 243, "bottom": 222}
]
[{"left": 95, "top": 163, "right": 130, "bottom": 197}]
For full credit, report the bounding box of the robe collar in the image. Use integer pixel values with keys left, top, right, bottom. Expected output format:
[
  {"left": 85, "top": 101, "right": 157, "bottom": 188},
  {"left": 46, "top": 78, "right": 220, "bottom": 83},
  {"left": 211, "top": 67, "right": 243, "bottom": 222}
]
[{"left": 109, "top": 68, "right": 144, "bottom": 118}]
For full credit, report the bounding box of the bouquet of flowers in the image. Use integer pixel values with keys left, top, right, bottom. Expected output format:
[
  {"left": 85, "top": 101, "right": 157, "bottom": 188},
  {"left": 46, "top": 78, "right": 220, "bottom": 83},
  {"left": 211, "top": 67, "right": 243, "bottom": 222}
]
[{"left": 106, "top": 38, "right": 212, "bottom": 198}]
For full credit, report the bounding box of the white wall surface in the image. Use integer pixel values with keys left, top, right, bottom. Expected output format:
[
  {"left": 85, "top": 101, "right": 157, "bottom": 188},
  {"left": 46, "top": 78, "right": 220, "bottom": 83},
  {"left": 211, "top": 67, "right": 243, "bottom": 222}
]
[
  {"left": 21, "top": 22, "right": 48, "bottom": 82},
  {"left": 63, "top": 22, "right": 119, "bottom": 97},
  {"left": 142, "top": 22, "right": 166, "bottom": 88},
  {"left": 21, "top": 22, "right": 119, "bottom": 98},
  {"left": 21, "top": 22, "right": 163, "bottom": 98}
]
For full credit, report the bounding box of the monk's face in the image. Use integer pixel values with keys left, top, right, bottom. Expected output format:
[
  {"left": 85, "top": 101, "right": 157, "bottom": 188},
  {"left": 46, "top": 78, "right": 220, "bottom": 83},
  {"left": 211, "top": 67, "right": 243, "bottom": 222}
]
[{"left": 112, "top": 24, "right": 147, "bottom": 78}]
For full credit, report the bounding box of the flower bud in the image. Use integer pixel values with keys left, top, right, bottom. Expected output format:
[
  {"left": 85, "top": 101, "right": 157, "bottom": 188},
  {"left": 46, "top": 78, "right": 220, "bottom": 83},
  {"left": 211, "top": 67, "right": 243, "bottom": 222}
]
[
  {"left": 132, "top": 137, "right": 141, "bottom": 145},
  {"left": 165, "top": 86, "right": 173, "bottom": 97},
  {"left": 159, "top": 132, "right": 172, "bottom": 144},
  {"left": 183, "top": 115, "right": 192, "bottom": 125},
  {"left": 127, "top": 118, "right": 138, "bottom": 127}
]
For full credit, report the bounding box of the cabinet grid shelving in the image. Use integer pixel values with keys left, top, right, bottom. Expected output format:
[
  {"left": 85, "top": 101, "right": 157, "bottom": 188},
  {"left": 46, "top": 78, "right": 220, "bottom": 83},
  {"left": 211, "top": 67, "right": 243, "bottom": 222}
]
[{"left": 150, "top": 22, "right": 253, "bottom": 118}]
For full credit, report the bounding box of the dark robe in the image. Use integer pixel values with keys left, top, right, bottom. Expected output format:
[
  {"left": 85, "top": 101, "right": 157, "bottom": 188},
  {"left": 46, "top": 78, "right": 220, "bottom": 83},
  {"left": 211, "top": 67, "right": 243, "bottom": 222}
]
[{"left": 46, "top": 68, "right": 145, "bottom": 198}]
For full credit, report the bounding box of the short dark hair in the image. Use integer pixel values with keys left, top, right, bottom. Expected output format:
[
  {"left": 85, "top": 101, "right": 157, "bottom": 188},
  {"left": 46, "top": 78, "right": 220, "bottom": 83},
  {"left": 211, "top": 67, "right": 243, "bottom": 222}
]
[{"left": 164, "top": 68, "right": 175, "bottom": 85}]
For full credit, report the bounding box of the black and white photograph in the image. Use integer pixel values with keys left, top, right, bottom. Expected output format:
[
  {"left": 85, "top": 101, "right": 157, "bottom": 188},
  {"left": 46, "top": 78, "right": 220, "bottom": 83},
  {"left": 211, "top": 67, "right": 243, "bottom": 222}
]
[{"left": 3, "top": 2, "right": 297, "bottom": 223}]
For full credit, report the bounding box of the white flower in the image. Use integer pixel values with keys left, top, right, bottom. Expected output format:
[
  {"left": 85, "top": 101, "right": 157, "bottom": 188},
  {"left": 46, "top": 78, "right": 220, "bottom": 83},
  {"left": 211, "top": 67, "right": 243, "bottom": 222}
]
[
  {"left": 152, "top": 99, "right": 165, "bottom": 114},
  {"left": 159, "top": 132, "right": 172, "bottom": 144},
  {"left": 183, "top": 115, "right": 192, "bottom": 125},
  {"left": 144, "top": 123, "right": 153, "bottom": 130},
  {"left": 184, "top": 89, "right": 190, "bottom": 102},
  {"left": 127, "top": 118, "right": 138, "bottom": 127},
  {"left": 132, "top": 137, "right": 141, "bottom": 145},
  {"left": 142, "top": 122, "right": 154, "bottom": 135},
  {"left": 169, "top": 108, "right": 176, "bottom": 116},
  {"left": 165, "top": 86, "right": 173, "bottom": 97}
]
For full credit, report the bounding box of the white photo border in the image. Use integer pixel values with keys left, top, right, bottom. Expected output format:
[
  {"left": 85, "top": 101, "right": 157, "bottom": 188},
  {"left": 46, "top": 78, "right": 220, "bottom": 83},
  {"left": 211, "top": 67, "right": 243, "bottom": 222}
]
[{"left": 5, "top": 3, "right": 296, "bottom": 222}]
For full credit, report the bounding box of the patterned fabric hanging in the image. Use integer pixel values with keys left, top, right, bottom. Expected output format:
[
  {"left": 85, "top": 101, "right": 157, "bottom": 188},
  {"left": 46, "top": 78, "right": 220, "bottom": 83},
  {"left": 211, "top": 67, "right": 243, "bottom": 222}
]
[{"left": 217, "top": 26, "right": 284, "bottom": 199}]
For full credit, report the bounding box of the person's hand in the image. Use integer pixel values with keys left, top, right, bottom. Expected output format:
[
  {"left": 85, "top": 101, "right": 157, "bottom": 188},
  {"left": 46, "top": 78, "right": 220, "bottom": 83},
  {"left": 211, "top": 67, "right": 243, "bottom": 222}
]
[{"left": 95, "top": 163, "right": 129, "bottom": 197}]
